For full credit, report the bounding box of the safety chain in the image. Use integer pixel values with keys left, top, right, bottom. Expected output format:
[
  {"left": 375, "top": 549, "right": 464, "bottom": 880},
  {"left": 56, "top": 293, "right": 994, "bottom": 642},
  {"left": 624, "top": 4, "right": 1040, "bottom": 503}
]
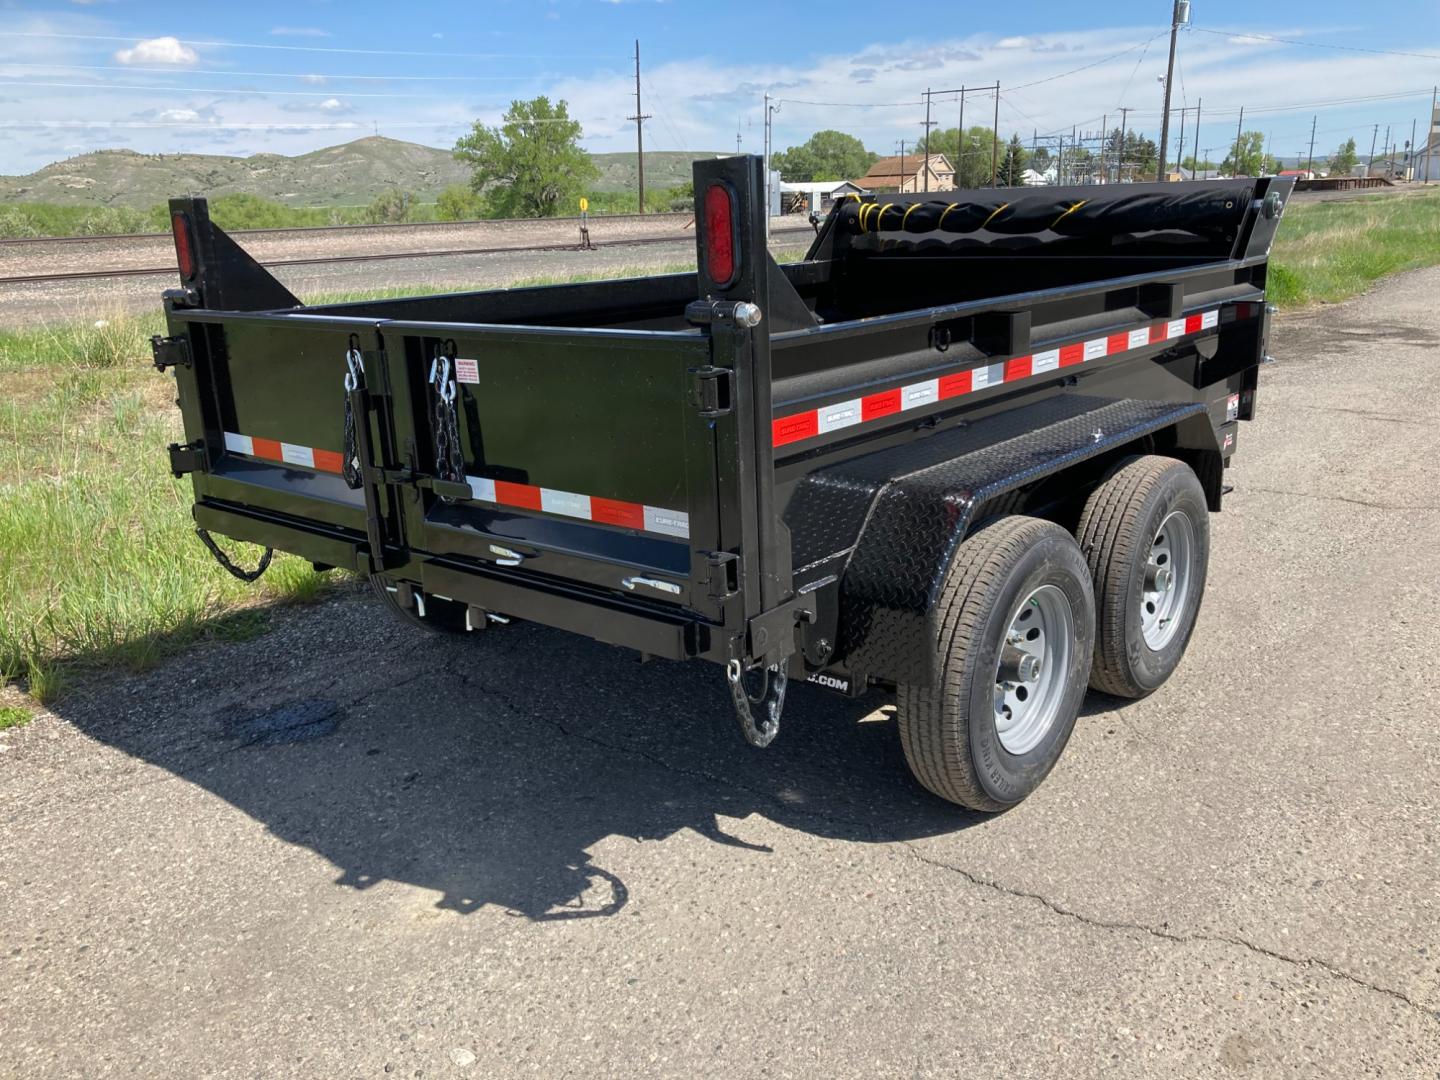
[
  {"left": 341, "top": 338, "right": 365, "bottom": 491},
  {"left": 429, "top": 342, "right": 465, "bottom": 499},
  {"left": 195, "top": 528, "right": 273, "bottom": 583},
  {"left": 726, "top": 658, "right": 787, "bottom": 748}
]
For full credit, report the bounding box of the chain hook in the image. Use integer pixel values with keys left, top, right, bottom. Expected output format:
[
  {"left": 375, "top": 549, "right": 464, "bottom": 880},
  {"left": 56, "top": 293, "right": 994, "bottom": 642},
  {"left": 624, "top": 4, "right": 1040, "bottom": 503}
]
[{"left": 725, "top": 656, "right": 786, "bottom": 748}]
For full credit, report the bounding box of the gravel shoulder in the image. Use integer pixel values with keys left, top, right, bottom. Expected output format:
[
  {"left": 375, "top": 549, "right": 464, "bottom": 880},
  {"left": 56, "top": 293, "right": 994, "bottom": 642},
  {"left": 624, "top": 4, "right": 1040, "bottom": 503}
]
[{"left": 2, "top": 270, "right": 1438, "bottom": 1079}]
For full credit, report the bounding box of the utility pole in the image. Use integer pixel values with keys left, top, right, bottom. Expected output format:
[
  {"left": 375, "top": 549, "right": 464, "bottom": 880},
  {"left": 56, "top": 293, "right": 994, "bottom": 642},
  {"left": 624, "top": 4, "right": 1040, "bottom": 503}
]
[
  {"left": 763, "top": 94, "right": 780, "bottom": 237},
  {"left": 1174, "top": 106, "right": 1187, "bottom": 178},
  {"left": 991, "top": 83, "right": 1001, "bottom": 186},
  {"left": 897, "top": 139, "right": 908, "bottom": 193},
  {"left": 1101, "top": 113, "right": 1107, "bottom": 181},
  {"left": 1425, "top": 87, "right": 1438, "bottom": 184},
  {"left": 1369, "top": 124, "right": 1380, "bottom": 175},
  {"left": 1383, "top": 125, "right": 1391, "bottom": 176},
  {"left": 1193, "top": 98, "right": 1201, "bottom": 173},
  {"left": 1118, "top": 107, "right": 1131, "bottom": 182},
  {"left": 1305, "top": 115, "right": 1317, "bottom": 177},
  {"left": 1409, "top": 118, "right": 1417, "bottom": 181},
  {"left": 956, "top": 86, "right": 966, "bottom": 185},
  {"left": 922, "top": 88, "right": 934, "bottom": 192},
  {"left": 1233, "top": 105, "right": 1244, "bottom": 175},
  {"left": 1157, "top": 0, "right": 1190, "bottom": 180},
  {"left": 627, "top": 40, "right": 651, "bottom": 214}
]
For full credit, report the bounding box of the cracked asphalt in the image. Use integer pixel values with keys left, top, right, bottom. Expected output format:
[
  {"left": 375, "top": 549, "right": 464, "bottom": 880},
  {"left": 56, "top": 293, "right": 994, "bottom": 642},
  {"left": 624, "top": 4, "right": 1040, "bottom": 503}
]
[{"left": 3, "top": 269, "right": 1439, "bottom": 1078}]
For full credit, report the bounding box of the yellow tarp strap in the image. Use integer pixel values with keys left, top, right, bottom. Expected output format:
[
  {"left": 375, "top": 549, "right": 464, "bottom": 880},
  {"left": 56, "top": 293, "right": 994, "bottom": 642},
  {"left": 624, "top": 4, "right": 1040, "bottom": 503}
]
[{"left": 1050, "top": 200, "right": 1088, "bottom": 229}]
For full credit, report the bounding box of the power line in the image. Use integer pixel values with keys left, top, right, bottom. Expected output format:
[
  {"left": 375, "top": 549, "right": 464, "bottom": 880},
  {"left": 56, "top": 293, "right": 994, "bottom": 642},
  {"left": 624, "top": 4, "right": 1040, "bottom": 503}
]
[
  {"left": 0, "top": 61, "right": 551, "bottom": 82},
  {"left": 1007, "top": 32, "right": 1169, "bottom": 92},
  {"left": 7, "top": 30, "right": 602, "bottom": 60},
  {"left": 1185, "top": 26, "right": 1440, "bottom": 62},
  {"left": 1, "top": 79, "right": 456, "bottom": 99}
]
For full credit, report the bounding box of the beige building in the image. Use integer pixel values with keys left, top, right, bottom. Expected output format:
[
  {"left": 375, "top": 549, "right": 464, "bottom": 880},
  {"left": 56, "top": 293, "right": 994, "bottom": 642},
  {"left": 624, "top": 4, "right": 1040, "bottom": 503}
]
[{"left": 854, "top": 153, "right": 954, "bottom": 193}]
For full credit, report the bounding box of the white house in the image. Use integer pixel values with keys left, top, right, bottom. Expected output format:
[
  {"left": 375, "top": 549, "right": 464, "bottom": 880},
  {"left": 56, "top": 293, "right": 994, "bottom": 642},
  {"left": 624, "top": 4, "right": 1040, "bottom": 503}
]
[{"left": 779, "top": 180, "right": 868, "bottom": 213}]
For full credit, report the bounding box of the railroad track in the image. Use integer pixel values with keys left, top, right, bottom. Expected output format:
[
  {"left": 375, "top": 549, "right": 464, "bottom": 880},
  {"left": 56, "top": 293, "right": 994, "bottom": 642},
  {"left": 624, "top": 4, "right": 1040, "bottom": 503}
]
[
  {"left": 0, "top": 226, "right": 817, "bottom": 286},
  {"left": 0, "top": 210, "right": 693, "bottom": 248}
]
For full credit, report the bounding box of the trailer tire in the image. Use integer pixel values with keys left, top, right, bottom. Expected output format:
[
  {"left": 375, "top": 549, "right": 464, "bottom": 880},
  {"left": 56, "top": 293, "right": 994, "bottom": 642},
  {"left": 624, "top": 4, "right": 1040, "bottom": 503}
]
[
  {"left": 1077, "top": 455, "right": 1209, "bottom": 698},
  {"left": 896, "top": 516, "right": 1095, "bottom": 812},
  {"left": 369, "top": 575, "right": 469, "bottom": 634}
]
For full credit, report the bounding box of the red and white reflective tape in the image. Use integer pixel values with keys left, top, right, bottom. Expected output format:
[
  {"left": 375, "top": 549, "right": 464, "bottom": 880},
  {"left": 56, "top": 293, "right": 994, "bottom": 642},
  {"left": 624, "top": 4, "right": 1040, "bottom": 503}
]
[
  {"left": 221, "top": 432, "right": 687, "bottom": 539},
  {"left": 465, "top": 476, "right": 690, "bottom": 540},
  {"left": 773, "top": 308, "right": 1223, "bottom": 448},
  {"left": 224, "top": 431, "right": 343, "bottom": 473}
]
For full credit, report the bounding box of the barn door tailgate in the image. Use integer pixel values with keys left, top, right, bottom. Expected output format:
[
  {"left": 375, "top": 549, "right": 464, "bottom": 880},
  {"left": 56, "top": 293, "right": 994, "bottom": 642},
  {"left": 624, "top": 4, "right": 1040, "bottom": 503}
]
[
  {"left": 390, "top": 323, "right": 724, "bottom": 621},
  {"left": 163, "top": 311, "right": 403, "bottom": 574}
]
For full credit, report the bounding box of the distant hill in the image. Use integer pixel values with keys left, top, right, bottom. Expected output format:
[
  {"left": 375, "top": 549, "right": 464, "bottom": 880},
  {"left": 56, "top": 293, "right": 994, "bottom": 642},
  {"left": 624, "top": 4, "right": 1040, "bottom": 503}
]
[{"left": 0, "top": 137, "right": 724, "bottom": 209}]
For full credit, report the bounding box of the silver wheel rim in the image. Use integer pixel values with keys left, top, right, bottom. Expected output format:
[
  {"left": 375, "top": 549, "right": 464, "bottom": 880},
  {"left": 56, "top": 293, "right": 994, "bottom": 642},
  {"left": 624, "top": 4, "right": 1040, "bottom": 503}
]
[
  {"left": 993, "top": 584, "right": 1074, "bottom": 756},
  {"left": 1140, "top": 509, "right": 1194, "bottom": 650}
]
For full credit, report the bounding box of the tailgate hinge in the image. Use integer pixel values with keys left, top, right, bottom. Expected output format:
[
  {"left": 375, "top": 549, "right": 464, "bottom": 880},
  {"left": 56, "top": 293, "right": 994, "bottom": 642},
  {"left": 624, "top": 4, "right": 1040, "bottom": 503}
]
[
  {"left": 691, "top": 364, "right": 734, "bottom": 418},
  {"left": 151, "top": 334, "right": 191, "bottom": 372},
  {"left": 167, "top": 440, "right": 206, "bottom": 477}
]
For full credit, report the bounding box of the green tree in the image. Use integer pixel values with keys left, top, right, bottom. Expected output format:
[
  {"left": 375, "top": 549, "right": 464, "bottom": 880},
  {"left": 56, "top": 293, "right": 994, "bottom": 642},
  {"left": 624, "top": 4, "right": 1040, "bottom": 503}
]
[
  {"left": 363, "top": 189, "right": 414, "bottom": 224},
  {"left": 453, "top": 96, "right": 598, "bottom": 218},
  {"left": 436, "top": 184, "right": 482, "bottom": 221},
  {"left": 1222, "top": 131, "right": 1267, "bottom": 177},
  {"left": 1328, "top": 138, "right": 1358, "bottom": 177},
  {"left": 999, "top": 134, "right": 1028, "bottom": 186},
  {"left": 921, "top": 125, "right": 999, "bottom": 187},
  {"left": 771, "top": 130, "right": 877, "bottom": 182}
]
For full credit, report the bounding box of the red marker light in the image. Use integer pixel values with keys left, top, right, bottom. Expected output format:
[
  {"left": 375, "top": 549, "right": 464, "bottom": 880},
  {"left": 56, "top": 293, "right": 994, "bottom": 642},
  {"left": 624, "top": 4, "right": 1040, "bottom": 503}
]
[
  {"left": 171, "top": 212, "right": 195, "bottom": 280},
  {"left": 703, "top": 182, "right": 737, "bottom": 287}
]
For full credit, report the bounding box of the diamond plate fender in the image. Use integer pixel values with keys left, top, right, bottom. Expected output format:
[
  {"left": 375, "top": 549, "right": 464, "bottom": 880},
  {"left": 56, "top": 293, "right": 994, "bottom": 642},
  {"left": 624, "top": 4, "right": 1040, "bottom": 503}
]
[{"left": 785, "top": 396, "right": 1215, "bottom": 687}]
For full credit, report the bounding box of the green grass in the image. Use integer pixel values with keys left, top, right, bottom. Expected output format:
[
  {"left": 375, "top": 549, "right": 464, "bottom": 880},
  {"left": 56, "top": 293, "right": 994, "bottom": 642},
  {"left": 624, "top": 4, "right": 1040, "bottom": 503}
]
[
  {"left": 1268, "top": 188, "right": 1440, "bottom": 308},
  {"left": 0, "top": 705, "right": 32, "bottom": 731}
]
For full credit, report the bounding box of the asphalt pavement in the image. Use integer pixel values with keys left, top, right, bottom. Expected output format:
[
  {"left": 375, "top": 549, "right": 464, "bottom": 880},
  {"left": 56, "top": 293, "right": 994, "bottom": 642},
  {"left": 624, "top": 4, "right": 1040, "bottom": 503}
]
[{"left": 2, "top": 269, "right": 1438, "bottom": 1078}]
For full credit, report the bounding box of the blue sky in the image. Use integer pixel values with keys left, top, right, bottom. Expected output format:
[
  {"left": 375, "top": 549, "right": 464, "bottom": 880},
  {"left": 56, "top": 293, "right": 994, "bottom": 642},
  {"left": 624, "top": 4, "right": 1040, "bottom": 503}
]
[{"left": 1, "top": 0, "right": 1437, "bottom": 175}]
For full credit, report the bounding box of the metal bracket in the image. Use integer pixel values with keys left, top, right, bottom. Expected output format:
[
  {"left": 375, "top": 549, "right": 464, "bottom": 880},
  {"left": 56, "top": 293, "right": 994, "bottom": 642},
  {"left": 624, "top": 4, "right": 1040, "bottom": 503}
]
[
  {"left": 690, "top": 364, "right": 734, "bottom": 418},
  {"left": 705, "top": 550, "right": 740, "bottom": 601},
  {"left": 151, "top": 334, "right": 191, "bottom": 372},
  {"left": 745, "top": 600, "right": 810, "bottom": 663},
  {"left": 167, "top": 440, "right": 205, "bottom": 477}
]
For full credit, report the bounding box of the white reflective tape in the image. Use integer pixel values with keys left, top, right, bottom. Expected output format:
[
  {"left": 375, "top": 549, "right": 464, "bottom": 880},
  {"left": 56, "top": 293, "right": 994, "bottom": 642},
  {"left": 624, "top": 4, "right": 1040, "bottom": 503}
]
[
  {"left": 280, "top": 442, "right": 314, "bottom": 468},
  {"left": 224, "top": 431, "right": 253, "bottom": 456},
  {"left": 971, "top": 363, "right": 998, "bottom": 390},
  {"left": 1032, "top": 348, "right": 1060, "bottom": 373},
  {"left": 901, "top": 378, "right": 939, "bottom": 410},
  {"left": 817, "top": 398, "right": 862, "bottom": 433},
  {"left": 1201, "top": 310, "right": 1219, "bottom": 329},
  {"left": 1084, "top": 338, "right": 1107, "bottom": 361},
  {"left": 1167, "top": 318, "right": 1186, "bottom": 339},
  {"left": 466, "top": 475, "right": 496, "bottom": 503},
  {"left": 540, "top": 488, "right": 591, "bottom": 521},
  {"left": 643, "top": 507, "right": 690, "bottom": 539},
  {"left": 1127, "top": 328, "right": 1150, "bottom": 350}
]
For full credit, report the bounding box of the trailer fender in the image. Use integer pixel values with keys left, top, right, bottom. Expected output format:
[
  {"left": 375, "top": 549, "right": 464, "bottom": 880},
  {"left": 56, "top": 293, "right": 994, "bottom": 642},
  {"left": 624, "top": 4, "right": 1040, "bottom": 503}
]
[{"left": 815, "top": 396, "right": 1215, "bottom": 687}]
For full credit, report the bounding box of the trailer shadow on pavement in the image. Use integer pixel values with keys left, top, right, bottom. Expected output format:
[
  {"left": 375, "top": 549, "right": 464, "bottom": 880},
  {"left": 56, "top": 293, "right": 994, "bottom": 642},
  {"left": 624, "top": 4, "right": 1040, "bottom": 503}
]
[{"left": 47, "top": 597, "right": 1131, "bottom": 924}]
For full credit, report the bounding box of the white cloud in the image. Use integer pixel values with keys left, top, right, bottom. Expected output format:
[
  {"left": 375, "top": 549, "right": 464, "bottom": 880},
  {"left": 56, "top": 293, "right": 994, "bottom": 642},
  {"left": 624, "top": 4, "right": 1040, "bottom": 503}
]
[
  {"left": 157, "top": 108, "right": 200, "bottom": 122},
  {"left": 270, "top": 26, "right": 331, "bottom": 37},
  {"left": 319, "top": 98, "right": 346, "bottom": 111},
  {"left": 113, "top": 36, "right": 198, "bottom": 66},
  {"left": 300, "top": 74, "right": 327, "bottom": 84}
]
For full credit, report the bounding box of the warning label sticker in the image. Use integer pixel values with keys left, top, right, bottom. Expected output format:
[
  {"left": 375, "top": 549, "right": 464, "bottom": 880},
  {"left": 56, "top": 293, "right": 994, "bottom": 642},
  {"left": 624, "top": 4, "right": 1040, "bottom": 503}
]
[{"left": 455, "top": 358, "right": 479, "bottom": 384}]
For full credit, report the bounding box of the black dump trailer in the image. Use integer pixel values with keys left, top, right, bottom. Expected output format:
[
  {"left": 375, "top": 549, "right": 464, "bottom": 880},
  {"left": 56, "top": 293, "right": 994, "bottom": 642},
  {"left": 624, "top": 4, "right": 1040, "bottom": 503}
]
[{"left": 155, "top": 158, "right": 1289, "bottom": 810}]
